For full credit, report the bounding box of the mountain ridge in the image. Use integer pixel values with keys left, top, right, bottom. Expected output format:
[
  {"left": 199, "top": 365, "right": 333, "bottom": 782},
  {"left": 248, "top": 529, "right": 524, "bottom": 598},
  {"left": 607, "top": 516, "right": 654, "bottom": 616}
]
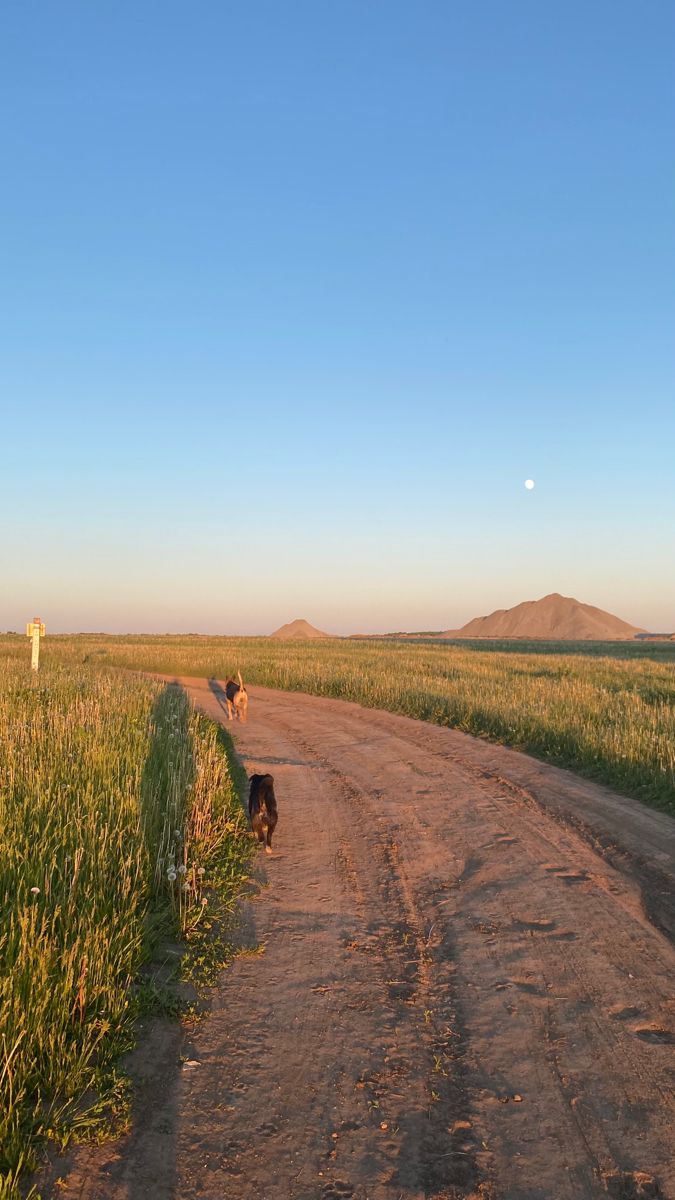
[{"left": 442, "top": 592, "right": 645, "bottom": 640}]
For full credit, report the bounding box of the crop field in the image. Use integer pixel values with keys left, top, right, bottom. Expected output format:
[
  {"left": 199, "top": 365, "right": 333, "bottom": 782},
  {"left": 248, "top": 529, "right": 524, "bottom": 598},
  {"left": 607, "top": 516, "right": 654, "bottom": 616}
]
[
  {"left": 0, "top": 658, "right": 251, "bottom": 1199},
  {"left": 4, "top": 633, "right": 673, "bottom": 814}
]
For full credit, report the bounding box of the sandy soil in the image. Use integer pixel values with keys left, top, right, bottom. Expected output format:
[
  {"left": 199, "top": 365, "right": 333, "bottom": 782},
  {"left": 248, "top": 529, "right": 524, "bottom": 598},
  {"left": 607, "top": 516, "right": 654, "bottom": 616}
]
[{"left": 41, "top": 681, "right": 675, "bottom": 1200}]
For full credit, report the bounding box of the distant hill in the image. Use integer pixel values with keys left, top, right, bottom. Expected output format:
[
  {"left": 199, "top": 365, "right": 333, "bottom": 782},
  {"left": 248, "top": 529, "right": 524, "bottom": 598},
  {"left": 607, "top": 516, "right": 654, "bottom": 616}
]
[
  {"left": 442, "top": 593, "right": 645, "bottom": 641},
  {"left": 269, "top": 619, "right": 333, "bottom": 640}
]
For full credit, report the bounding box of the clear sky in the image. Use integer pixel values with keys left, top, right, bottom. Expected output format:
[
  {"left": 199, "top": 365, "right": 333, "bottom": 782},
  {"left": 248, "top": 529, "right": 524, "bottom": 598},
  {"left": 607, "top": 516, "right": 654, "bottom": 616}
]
[{"left": 1, "top": 1, "right": 673, "bottom": 634}]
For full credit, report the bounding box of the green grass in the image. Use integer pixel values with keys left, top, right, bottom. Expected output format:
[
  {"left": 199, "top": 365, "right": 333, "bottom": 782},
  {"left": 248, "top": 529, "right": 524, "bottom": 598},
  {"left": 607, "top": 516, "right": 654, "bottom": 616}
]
[
  {"left": 0, "top": 659, "right": 252, "bottom": 1198},
  {"left": 411, "top": 636, "right": 675, "bottom": 662},
  {"left": 6, "top": 633, "right": 673, "bottom": 815}
]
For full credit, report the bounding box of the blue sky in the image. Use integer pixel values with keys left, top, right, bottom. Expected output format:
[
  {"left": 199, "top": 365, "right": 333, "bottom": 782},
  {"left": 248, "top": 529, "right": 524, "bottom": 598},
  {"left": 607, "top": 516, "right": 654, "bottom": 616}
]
[{"left": 1, "top": 1, "right": 673, "bottom": 634}]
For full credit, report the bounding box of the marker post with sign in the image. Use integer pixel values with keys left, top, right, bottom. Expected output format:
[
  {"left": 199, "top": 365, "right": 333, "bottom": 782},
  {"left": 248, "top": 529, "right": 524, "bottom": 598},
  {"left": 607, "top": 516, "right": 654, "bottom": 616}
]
[{"left": 26, "top": 618, "right": 46, "bottom": 671}]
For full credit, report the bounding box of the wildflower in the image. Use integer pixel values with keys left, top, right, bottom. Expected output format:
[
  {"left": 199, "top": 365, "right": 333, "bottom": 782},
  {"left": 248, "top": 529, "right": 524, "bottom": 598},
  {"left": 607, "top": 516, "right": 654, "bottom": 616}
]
[
  {"left": 177, "top": 864, "right": 187, "bottom": 876},
  {"left": 30, "top": 886, "right": 40, "bottom": 895},
  {"left": 197, "top": 867, "right": 205, "bottom": 877},
  {"left": 167, "top": 868, "right": 177, "bottom": 882}
]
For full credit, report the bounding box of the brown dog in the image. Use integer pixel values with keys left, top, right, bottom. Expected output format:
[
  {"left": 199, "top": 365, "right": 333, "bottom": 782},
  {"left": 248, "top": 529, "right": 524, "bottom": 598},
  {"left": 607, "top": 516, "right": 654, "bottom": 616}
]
[
  {"left": 248, "top": 774, "right": 278, "bottom": 854},
  {"left": 225, "top": 671, "right": 248, "bottom": 721}
]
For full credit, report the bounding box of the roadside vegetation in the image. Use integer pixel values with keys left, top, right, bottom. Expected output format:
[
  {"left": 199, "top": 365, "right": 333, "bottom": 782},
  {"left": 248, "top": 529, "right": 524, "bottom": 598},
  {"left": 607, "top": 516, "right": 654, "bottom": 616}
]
[
  {"left": 5, "top": 633, "right": 673, "bottom": 815},
  {"left": 0, "top": 659, "right": 251, "bottom": 1199}
]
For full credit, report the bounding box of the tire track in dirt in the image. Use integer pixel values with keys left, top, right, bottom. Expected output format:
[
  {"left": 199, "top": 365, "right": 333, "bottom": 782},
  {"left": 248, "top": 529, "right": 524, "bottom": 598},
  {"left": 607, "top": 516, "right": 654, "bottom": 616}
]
[
  {"left": 272, "top": 723, "right": 481, "bottom": 1198},
  {"left": 41, "top": 680, "right": 675, "bottom": 1200}
]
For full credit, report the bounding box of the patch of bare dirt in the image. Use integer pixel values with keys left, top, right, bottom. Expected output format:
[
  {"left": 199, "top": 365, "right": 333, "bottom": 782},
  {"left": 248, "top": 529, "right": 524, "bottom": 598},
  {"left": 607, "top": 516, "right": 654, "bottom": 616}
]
[{"left": 39, "top": 682, "right": 675, "bottom": 1200}]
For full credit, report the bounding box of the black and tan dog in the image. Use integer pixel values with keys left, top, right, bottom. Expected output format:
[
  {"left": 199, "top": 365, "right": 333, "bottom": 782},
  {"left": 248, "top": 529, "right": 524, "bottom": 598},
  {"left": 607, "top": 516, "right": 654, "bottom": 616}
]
[
  {"left": 248, "top": 773, "right": 278, "bottom": 854},
  {"left": 224, "top": 671, "right": 248, "bottom": 721}
]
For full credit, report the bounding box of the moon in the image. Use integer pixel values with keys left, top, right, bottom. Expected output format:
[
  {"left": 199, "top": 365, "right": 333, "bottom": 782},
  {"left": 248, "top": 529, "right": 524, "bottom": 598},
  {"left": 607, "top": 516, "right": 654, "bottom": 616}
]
[{"left": 524, "top": 479, "right": 535, "bottom": 490}]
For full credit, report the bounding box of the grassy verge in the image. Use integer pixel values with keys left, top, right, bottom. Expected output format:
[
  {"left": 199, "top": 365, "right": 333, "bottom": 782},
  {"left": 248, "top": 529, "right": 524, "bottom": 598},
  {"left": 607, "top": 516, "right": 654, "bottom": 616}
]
[
  {"left": 0, "top": 660, "right": 251, "bottom": 1199},
  {"left": 8, "top": 633, "right": 673, "bottom": 815}
]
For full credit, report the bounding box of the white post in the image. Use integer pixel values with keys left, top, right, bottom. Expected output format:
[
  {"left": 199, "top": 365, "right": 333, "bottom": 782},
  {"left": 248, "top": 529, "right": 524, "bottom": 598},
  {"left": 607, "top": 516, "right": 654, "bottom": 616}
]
[
  {"left": 31, "top": 625, "right": 40, "bottom": 671},
  {"left": 26, "top": 618, "right": 45, "bottom": 672}
]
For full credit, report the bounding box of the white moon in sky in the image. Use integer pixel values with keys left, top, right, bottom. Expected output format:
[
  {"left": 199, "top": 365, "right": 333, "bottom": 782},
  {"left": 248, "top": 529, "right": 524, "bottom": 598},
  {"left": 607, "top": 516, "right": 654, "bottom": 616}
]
[{"left": 524, "top": 479, "right": 535, "bottom": 490}]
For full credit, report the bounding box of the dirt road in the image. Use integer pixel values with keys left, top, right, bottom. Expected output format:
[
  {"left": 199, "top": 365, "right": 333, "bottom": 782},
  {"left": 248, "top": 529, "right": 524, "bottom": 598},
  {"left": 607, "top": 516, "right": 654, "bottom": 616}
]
[{"left": 48, "top": 681, "right": 675, "bottom": 1200}]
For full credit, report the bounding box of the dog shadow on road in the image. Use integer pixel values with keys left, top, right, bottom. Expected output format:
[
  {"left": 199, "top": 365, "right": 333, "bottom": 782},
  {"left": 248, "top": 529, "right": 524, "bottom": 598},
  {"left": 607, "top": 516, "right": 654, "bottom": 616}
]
[{"left": 207, "top": 677, "right": 230, "bottom": 718}]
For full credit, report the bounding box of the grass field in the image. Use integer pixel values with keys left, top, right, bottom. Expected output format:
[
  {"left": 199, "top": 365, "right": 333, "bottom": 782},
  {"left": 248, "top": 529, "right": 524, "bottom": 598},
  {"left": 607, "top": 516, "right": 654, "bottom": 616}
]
[
  {"left": 0, "top": 633, "right": 673, "bottom": 1194},
  {"left": 0, "top": 659, "right": 251, "bottom": 1199},
  {"left": 6, "top": 633, "right": 673, "bottom": 815}
]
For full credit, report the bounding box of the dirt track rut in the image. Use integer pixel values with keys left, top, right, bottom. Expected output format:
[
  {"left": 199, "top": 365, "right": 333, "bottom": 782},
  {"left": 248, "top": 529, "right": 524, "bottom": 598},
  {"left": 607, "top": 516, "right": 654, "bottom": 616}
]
[{"left": 47, "top": 680, "right": 675, "bottom": 1200}]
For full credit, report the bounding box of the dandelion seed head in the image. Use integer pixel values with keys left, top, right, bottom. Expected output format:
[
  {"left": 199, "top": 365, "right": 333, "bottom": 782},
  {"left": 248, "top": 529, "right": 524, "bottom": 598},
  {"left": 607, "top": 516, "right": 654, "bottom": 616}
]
[
  {"left": 177, "top": 864, "right": 187, "bottom": 875},
  {"left": 30, "top": 886, "right": 40, "bottom": 895}
]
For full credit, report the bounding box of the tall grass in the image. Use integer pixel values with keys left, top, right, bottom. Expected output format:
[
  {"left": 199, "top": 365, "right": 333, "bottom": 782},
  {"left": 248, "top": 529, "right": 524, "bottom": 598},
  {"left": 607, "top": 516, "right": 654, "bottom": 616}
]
[
  {"left": 0, "top": 660, "right": 251, "bottom": 1198},
  {"left": 16, "top": 634, "right": 674, "bottom": 814}
]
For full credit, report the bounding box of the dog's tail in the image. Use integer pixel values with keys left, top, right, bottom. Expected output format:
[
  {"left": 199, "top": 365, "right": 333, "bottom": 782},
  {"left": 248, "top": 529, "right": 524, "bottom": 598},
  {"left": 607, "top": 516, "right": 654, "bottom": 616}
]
[{"left": 238, "top": 670, "right": 245, "bottom": 690}]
